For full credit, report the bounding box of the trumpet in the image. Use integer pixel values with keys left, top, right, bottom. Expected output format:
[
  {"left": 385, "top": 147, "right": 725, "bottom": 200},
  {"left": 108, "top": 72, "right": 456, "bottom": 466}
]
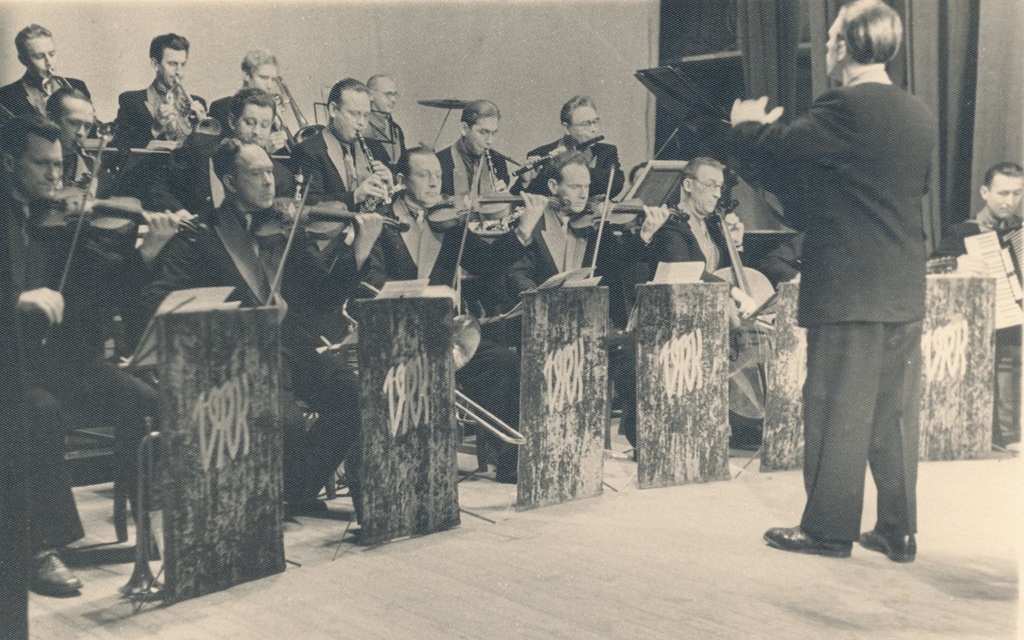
[{"left": 42, "top": 70, "right": 73, "bottom": 94}]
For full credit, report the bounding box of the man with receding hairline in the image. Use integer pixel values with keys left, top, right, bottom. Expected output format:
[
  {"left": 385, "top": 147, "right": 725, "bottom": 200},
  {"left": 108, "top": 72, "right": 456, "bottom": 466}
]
[
  {"left": 366, "top": 74, "right": 406, "bottom": 165},
  {"left": 731, "top": 0, "right": 936, "bottom": 562}
]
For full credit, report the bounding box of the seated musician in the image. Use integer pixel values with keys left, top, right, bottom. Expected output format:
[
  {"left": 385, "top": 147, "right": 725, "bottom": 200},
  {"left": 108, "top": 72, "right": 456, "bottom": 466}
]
[
  {"left": 113, "top": 33, "right": 207, "bottom": 150},
  {"left": 362, "top": 147, "right": 539, "bottom": 482},
  {"left": 291, "top": 78, "right": 394, "bottom": 209},
  {"left": 1, "top": 116, "right": 165, "bottom": 596},
  {"left": 366, "top": 74, "right": 406, "bottom": 167},
  {"left": 139, "top": 139, "right": 382, "bottom": 515},
  {"left": 513, "top": 95, "right": 624, "bottom": 200},
  {"left": 144, "top": 87, "right": 295, "bottom": 220},
  {"left": 208, "top": 50, "right": 289, "bottom": 154},
  {"left": 437, "top": 99, "right": 510, "bottom": 198},
  {"left": 932, "top": 161, "right": 1023, "bottom": 452},
  {"left": 44, "top": 87, "right": 95, "bottom": 188},
  {"left": 504, "top": 151, "right": 671, "bottom": 452},
  {"left": 0, "top": 24, "right": 90, "bottom": 120}
]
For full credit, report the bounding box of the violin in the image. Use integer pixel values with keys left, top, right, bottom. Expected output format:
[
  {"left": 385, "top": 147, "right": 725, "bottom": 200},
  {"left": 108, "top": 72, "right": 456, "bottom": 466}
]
[
  {"left": 254, "top": 198, "right": 409, "bottom": 241},
  {"left": 29, "top": 188, "right": 147, "bottom": 237},
  {"left": 566, "top": 198, "right": 689, "bottom": 237},
  {"left": 425, "top": 194, "right": 528, "bottom": 236}
]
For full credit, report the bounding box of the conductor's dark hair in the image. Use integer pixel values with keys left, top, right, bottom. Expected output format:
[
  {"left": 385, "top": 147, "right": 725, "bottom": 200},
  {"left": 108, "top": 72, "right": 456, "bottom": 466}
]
[
  {"left": 0, "top": 115, "right": 61, "bottom": 160},
  {"left": 328, "top": 78, "right": 371, "bottom": 107},
  {"left": 983, "top": 162, "right": 1024, "bottom": 188},
  {"left": 461, "top": 100, "right": 500, "bottom": 127},
  {"left": 150, "top": 33, "right": 190, "bottom": 63},
  {"left": 229, "top": 87, "right": 276, "bottom": 123},
  {"left": 395, "top": 146, "right": 437, "bottom": 180},
  {"left": 839, "top": 0, "right": 903, "bottom": 65},
  {"left": 45, "top": 86, "right": 91, "bottom": 122}
]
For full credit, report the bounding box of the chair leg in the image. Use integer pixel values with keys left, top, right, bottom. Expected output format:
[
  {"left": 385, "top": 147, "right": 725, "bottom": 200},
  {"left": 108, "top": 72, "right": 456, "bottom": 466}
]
[{"left": 113, "top": 477, "right": 129, "bottom": 543}]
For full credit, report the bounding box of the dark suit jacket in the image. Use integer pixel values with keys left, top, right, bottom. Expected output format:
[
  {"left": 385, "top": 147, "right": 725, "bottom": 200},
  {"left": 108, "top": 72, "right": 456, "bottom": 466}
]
[
  {"left": 514, "top": 138, "right": 624, "bottom": 200},
  {"left": 0, "top": 75, "right": 89, "bottom": 119},
  {"left": 366, "top": 112, "right": 406, "bottom": 170},
  {"left": 648, "top": 212, "right": 734, "bottom": 278},
  {"left": 730, "top": 84, "right": 936, "bottom": 326},
  {"left": 142, "top": 131, "right": 295, "bottom": 216},
  {"left": 437, "top": 144, "right": 510, "bottom": 197},
  {"left": 113, "top": 88, "right": 207, "bottom": 150},
  {"left": 207, "top": 95, "right": 232, "bottom": 133},
  {"left": 290, "top": 129, "right": 390, "bottom": 206},
  {"left": 506, "top": 209, "right": 644, "bottom": 329}
]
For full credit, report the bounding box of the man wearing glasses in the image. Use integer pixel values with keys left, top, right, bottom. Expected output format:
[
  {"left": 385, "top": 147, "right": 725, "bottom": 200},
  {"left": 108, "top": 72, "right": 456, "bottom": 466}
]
[
  {"left": 366, "top": 74, "right": 406, "bottom": 167},
  {"left": 515, "top": 95, "right": 624, "bottom": 200}
]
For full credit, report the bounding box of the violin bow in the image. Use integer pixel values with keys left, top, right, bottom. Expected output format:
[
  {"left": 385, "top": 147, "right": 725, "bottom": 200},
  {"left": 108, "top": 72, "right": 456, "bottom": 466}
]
[
  {"left": 588, "top": 165, "right": 617, "bottom": 278},
  {"left": 451, "top": 153, "right": 487, "bottom": 313},
  {"left": 267, "top": 172, "right": 311, "bottom": 307}
]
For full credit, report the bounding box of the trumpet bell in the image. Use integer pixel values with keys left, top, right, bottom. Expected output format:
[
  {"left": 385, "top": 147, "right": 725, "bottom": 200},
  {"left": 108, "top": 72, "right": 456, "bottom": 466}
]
[{"left": 452, "top": 314, "right": 481, "bottom": 370}]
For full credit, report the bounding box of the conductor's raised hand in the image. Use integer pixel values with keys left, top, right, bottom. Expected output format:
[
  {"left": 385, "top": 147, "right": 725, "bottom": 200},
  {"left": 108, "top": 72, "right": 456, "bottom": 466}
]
[{"left": 731, "top": 96, "right": 784, "bottom": 126}]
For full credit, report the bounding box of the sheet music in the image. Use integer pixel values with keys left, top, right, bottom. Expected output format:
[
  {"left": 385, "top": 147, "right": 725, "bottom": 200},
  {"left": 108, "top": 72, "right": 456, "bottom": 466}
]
[{"left": 964, "top": 232, "right": 1023, "bottom": 329}]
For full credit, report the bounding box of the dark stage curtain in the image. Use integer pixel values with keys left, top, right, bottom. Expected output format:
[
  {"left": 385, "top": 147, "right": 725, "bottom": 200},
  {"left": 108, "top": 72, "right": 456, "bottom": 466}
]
[{"left": 737, "top": 0, "right": 803, "bottom": 119}]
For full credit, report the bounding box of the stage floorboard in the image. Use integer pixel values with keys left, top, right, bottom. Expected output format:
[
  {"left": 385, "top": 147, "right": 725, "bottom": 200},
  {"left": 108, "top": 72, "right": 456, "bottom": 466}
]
[{"left": 30, "top": 439, "right": 1021, "bottom": 639}]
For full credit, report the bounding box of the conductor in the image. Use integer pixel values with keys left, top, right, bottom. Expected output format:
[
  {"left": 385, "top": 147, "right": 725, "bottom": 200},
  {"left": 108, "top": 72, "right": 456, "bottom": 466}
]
[{"left": 729, "top": 0, "right": 936, "bottom": 562}]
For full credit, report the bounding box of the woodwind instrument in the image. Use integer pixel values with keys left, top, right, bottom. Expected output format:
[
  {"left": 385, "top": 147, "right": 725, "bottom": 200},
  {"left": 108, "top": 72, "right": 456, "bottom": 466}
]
[
  {"left": 484, "top": 148, "right": 505, "bottom": 193},
  {"left": 354, "top": 131, "right": 391, "bottom": 212}
]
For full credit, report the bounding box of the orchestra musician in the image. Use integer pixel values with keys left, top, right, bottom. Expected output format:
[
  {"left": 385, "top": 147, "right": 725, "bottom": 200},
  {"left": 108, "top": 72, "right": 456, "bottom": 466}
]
[
  {"left": 44, "top": 87, "right": 96, "bottom": 188},
  {"left": 113, "top": 33, "right": 208, "bottom": 150},
  {"left": 436, "top": 99, "right": 509, "bottom": 198},
  {"left": 139, "top": 139, "right": 382, "bottom": 516},
  {"left": 362, "top": 147, "right": 540, "bottom": 482},
  {"left": 208, "top": 50, "right": 290, "bottom": 154},
  {"left": 932, "top": 161, "right": 1023, "bottom": 452},
  {"left": 505, "top": 151, "right": 671, "bottom": 456},
  {"left": 730, "top": 0, "right": 936, "bottom": 561},
  {"left": 291, "top": 78, "right": 394, "bottom": 208},
  {"left": 366, "top": 74, "right": 406, "bottom": 166},
  {"left": 143, "top": 87, "right": 295, "bottom": 220},
  {"left": 0, "top": 25, "right": 90, "bottom": 120},
  {"left": 1, "top": 116, "right": 166, "bottom": 596},
  {"left": 514, "top": 95, "right": 624, "bottom": 200}
]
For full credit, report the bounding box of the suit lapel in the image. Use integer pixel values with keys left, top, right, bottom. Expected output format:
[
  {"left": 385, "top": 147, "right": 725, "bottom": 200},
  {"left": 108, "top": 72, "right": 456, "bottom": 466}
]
[{"left": 213, "top": 211, "right": 271, "bottom": 304}]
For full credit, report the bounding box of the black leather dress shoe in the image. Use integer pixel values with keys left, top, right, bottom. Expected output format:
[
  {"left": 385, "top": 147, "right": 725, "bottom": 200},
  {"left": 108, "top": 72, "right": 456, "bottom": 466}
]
[
  {"left": 764, "top": 526, "right": 852, "bottom": 558},
  {"left": 859, "top": 530, "right": 916, "bottom": 563},
  {"left": 30, "top": 552, "right": 82, "bottom": 597}
]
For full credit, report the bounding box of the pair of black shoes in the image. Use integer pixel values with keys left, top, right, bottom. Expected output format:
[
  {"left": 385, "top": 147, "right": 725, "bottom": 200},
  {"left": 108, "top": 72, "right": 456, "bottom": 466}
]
[{"left": 764, "top": 526, "right": 916, "bottom": 563}]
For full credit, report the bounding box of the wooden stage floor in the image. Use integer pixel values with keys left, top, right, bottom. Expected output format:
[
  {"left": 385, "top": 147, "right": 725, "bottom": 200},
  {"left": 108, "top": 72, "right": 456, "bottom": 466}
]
[{"left": 30, "top": 440, "right": 1021, "bottom": 639}]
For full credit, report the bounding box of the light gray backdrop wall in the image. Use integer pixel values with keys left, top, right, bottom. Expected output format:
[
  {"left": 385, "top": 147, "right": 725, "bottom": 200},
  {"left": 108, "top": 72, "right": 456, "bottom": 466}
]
[{"left": 0, "top": 0, "right": 659, "bottom": 173}]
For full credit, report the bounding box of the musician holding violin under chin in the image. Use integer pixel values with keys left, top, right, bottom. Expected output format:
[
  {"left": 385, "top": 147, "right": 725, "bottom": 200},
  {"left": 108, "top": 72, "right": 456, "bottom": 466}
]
[
  {"left": 361, "top": 147, "right": 533, "bottom": 482},
  {"left": 513, "top": 95, "right": 624, "bottom": 201},
  {"left": 1, "top": 116, "right": 163, "bottom": 598},
  {"left": 0, "top": 24, "right": 90, "bottom": 120},
  {"left": 140, "top": 139, "right": 382, "bottom": 517}
]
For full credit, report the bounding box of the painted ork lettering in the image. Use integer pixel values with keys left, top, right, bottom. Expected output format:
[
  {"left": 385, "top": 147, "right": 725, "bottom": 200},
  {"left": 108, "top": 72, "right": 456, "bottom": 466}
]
[
  {"left": 193, "top": 374, "right": 252, "bottom": 471},
  {"left": 544, "top": 340, "right": 584, "bottom": 413},
  {"left": 383, "top": 352, "right": 431, "bottom": 439},
  {"left": 923, "top": 319, "right": 968, "bottom": 381},
  {"left": 659, "top": 329, "right": 703, "bottom": 398}
]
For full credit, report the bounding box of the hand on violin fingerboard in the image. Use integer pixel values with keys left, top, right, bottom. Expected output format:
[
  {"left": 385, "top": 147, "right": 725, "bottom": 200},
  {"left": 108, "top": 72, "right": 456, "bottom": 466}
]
[
  {"left": 516, "top": 193, "right": 549, "bottom": 245},
  {"left": 724, "top": 212, "right": 745, "bottom": 251},
  {"left": 640, "top": 205, "right": 672, "bottom": 244}
]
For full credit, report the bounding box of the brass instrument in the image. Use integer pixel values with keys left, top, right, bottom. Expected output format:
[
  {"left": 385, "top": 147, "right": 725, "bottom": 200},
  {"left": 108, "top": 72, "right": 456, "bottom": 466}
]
[
  {"left": 42, "top": 70, "right": 73, "bottom": 94},
  {"left": 121, "top": 425, "right": 163, "bottom": 602},
  {"left": 160, "top": 79, "right": 220, "bottom": 141},
  {"left": 272, "top": 76, "right": 311, "bottom": 152}
]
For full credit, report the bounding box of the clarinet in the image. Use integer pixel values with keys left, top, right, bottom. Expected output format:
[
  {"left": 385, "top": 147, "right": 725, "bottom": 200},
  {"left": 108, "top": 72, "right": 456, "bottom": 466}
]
[{"left": 355, "top": 132, "right": 391, "bottom": 212}]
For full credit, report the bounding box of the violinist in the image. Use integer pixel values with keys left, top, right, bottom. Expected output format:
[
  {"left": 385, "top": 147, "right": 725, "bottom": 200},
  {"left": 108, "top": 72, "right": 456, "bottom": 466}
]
[
  {"left": 0, "top": 24, "right": 90, "bottom": 120},
  {"left": 144, "top": 87, "right": 295, "bottom": 220},
  {"left": 514, "top": 95, "right": 624, "bottom": 200},
  {"left": 291, "top": 78, "right": 394, "bottom": 209},
  {"left": 366, "top": 74, "right": 406, "bottom": 167},
  {"left": 113, "top": 33, "right": 207, "bottom": 150},
  {"left": 44, "top": 87, "right": 95, "bottom": 188},
  {"left": 505, "top": 151, "right": 671, "bottom": 452},
  {"left": 1, "top": 116, "right": 159, "bottom": 597},
  {"left": 208, "top": 50, "right": 289, "bottom": 154},
  {"left": 436, "top": 99, "right": 510, "bottom": 198},
  {"left": 362, "top": 147, "right": 533, "bottom": 483},
  {"left": 141, "top": 139, "right": 377, "bottom": 516}
]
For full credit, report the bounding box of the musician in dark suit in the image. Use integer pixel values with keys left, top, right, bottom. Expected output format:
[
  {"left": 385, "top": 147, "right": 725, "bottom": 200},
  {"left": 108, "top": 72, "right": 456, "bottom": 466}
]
[
  {"left": 291, "top": 78, "right": 393, "bottom": 209},
  {"left": 932, "top": 161, "right": 1022, "bottom": 452},
  {"left": 44, "top": 88, "right": 96, "bottom": 188},
  {"left": 2, "top": 116, "right": 164, "bottom": 596},
  {"left": 113, "top": 33, "right": 207, "bottom": 150},
  {"left": 208, "top": 50, "right": 289, "bottom": 155},
  {"left": 730, "top": 0, "right": 936, "bottom": 562},
  {"left": 505, "top": 151, "right": 670, "bottom": 454},
  {"left": 0, "top": 25, "right": 89, "bottom": 120},
  {"left": 514, "top": 95, "right": 624, "bottom": 200},
  {"left": 437, "top": 100, "right": 510, "bottom": 198},
  {"left": 366, "top": 74, "right": 406, "bottom": 167},
  {"left": 141, "top": 139, "right": 379, "bottom": 514},
  {"left": 362, "top": 147, "right": 532, "bottom": 482},
  {"left": 144, "top": 88, "right": 294, "bottom": 219}
]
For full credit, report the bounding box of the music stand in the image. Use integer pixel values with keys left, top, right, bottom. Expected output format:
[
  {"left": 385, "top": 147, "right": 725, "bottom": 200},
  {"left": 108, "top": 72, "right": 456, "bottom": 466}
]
[{"left": 623, "top": 160, "right": 689, "bottom": 206}]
